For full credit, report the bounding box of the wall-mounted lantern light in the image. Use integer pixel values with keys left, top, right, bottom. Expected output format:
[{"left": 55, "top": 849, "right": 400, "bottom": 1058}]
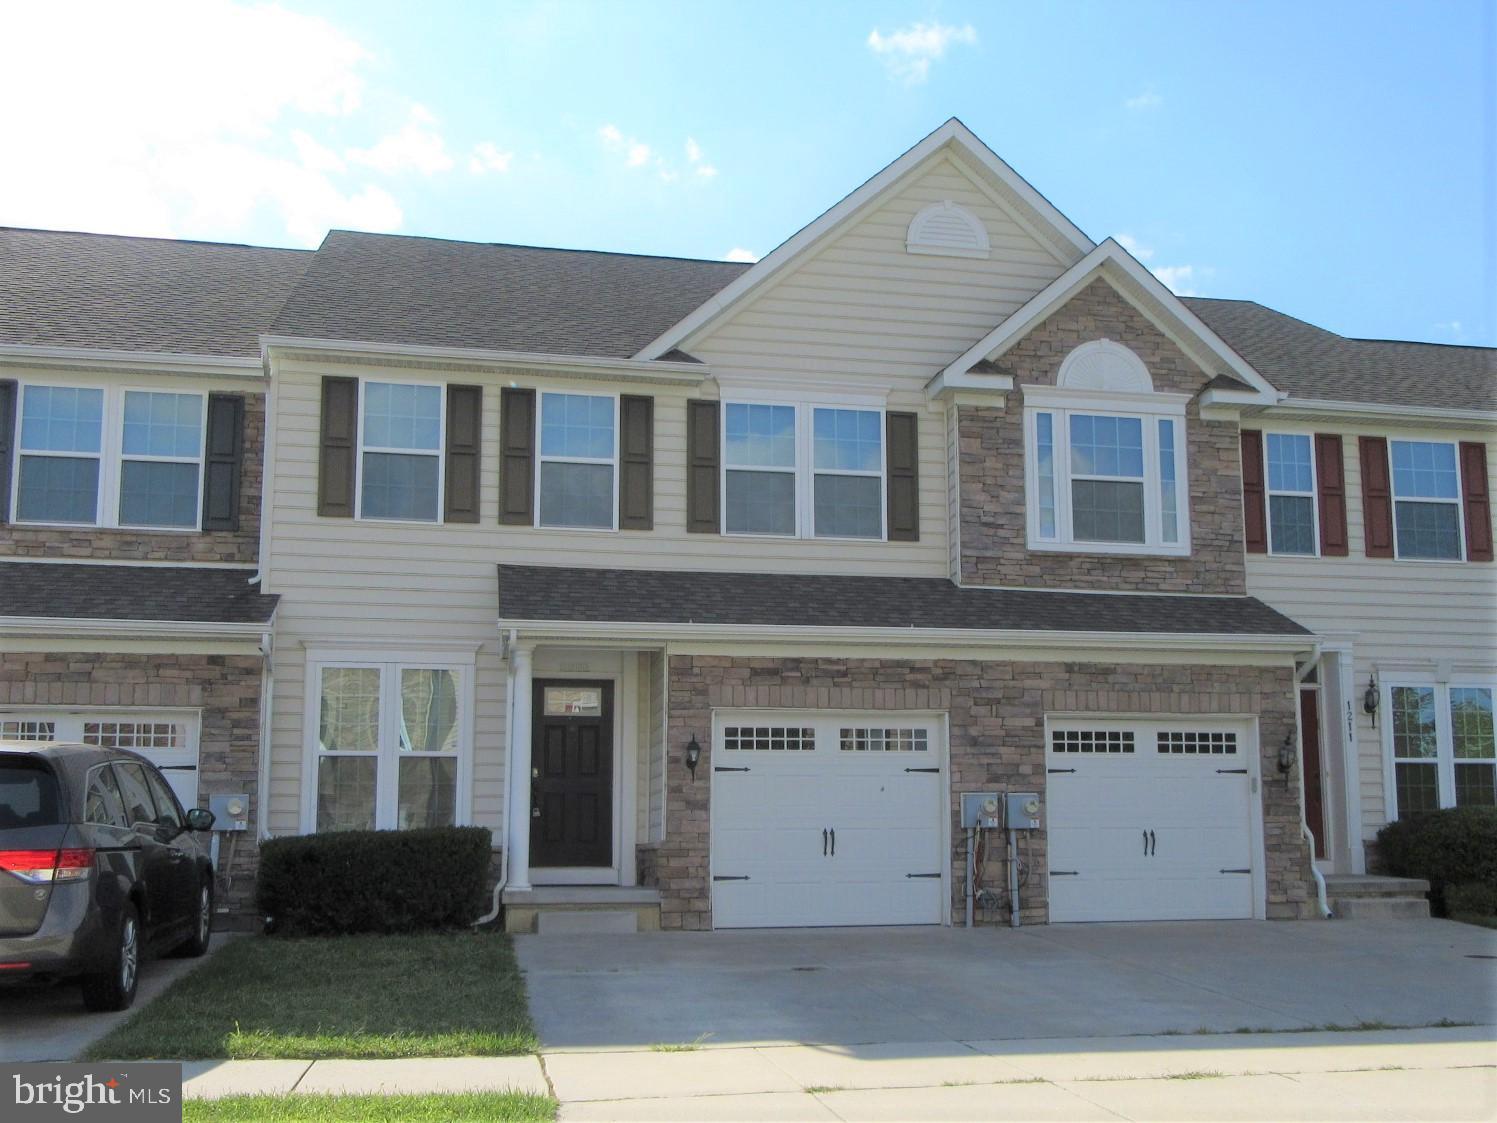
[
  {"left": 685, "top": 734, "right": 702, "bottom": 779},
  {"left": 1277, "top": 731, "right": 1297, "bottom": 775},
  {"left": 1363, "top": 675, "right": 1379, "bottom": 721}
]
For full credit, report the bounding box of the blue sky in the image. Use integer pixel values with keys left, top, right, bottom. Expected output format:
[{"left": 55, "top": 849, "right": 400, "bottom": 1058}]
[{"left": 4, "top": 1, "right": 1491, "bottom": 346}]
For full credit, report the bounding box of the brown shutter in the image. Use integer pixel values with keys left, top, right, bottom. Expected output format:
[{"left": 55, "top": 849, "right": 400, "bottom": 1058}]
[
  {"left": 201, "top": 393, "right": 244, "bottom": 532},
  {"left": 499, "top": 387, "right": 535, "bottom": 525},
  {"left": 885, "top": 411, "right": 920, "bottom": 541},
  {"left": 1460, "top": 441, "right": 1494, "bottom": 562},
  {"left": 1314, "top": 433, "right": 1348, "bottom": 557},
  {"left": 0, "top": 380, "right": 15, "bottom": 524},
  {"left": 1240, "top": 428, "right": 1267, "bottom": 553},
  {"left": 1358, "top": 435, "right": 1395, "bottom": 558},
  {"left": 317, "top": 376, "right": 358, "bottom": 518},
  {"left": 685, "top": 399, "right": 720, "bottom": 533},
  {"left": 444, "top": 384, "right": 482, "bottom": 523},
  {"left": 618, "top": 394, "right": 654, "bottom": 530}
]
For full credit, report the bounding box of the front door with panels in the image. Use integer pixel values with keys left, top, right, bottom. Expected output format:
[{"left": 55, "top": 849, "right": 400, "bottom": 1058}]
[
  {"left": 530, "top": 682, "right": 613, "bottom": 869},
  {"left": 1046, "top": 719, "right": 1257, "bottom": 922}
]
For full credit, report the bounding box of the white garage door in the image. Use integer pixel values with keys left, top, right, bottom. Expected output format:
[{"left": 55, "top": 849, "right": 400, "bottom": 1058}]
[
  {"left": 0, "top": 710, "right": 201, "bottom": 811},
  {"left": 711, "top": 713, "right": 945, "bottom": 928},
  {"left": 1046, "top": 718, "right": 1258, "bottom": 922}
]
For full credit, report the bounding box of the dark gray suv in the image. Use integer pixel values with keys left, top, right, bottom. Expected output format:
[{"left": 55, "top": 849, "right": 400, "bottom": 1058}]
[{"left": 0, "top": 742, "right": 216, "bottom": 1011}]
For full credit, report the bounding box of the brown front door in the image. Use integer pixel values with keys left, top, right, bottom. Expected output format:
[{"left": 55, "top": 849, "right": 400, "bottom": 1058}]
[
  {"left": 1300, "top": 686, "right": 1327, "bottom": 859},
  {"left": 531, "top": 681, "right": 613, "bottom": 868}
]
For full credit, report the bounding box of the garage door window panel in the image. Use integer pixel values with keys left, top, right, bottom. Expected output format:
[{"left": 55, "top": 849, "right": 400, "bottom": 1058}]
[
  {"left": 0, "top": 709, "right": 199, "bottom": 810},
  {"left": 1052, "top": 729, "right": 1135, "bottom": 754}
]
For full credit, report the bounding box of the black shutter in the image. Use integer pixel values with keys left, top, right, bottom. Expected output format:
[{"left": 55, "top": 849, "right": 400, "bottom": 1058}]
[
  {"left": 885, "top": 411, "right": 920, "bottom": 541},
  {"left": 318, "top": 377, "right": 358, "bottom": 518},
  {"left": 1240, "top": 429, "right": 1267, "bottom": 553},
  {"left": 1359, "top": 436, "right": 1394, "bottom": 558},
  {"left": 499, "top": 388, "right": 535, "bottom": 525},
  {"left": 619, "top": 394, "right": 654, "bottom": 530},
  {"left": 686, "top": 399, "right": 720, "bottom": 533},
  {"left": 1460, "top": 441, "right": 1494, "bottom": 563},
  {"left": 0, "top": 380, "right": 15, "bottom": 524},
  {"left": 200, "top": 393, "right": 244, "bottom": 532},
  {"left": 444, "top": 385, "right": 482, "bottom": 523},
  {"left": 1314, "top": 433, "right": 1348, "bottom": 557}
]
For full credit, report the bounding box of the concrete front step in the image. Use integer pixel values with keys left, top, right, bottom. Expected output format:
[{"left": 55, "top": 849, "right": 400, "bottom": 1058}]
[
  {"left": 1323, "top": 874, "right": 1431, "bottom": 899},
  {"left": 502, "top": 885, "right": 662, "bottom": 934},
  {"left": 1331, "top": 896, "right": 1431, "bottom": 919}
]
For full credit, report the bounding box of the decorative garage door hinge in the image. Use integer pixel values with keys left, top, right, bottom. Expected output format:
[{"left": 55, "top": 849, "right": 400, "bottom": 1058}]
[
  {"left": 714, "top": 766, "right": 751, "bottom": 773},
  {"left": 1047, "top": 768, "right": 1076, "bottom": 774},
  {"left": 1216, "top": 768, "right": 1248, "bottom": 775},
  {"left": 1219, "top": 868, "right": 1251, "bottom": 874},
  {"left": 904, "top": 767, "right": 940, "bottom": 773},
  {"left": 1050, "top": 870, "right": 1079, "bottom": 876},
  {"left": 712, "top": 875, "right": 750, "bottom": 881},
  {"left": 905, "top": 872, "right": 942, "bottom": 879}
]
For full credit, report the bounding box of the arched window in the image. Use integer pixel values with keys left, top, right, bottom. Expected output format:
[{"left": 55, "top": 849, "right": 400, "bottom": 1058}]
[{"left": 906, "top": 201, "right": 990, "bottom": 259}]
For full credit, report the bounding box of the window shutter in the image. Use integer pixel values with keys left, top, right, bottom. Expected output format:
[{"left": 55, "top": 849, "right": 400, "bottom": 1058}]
[
  {"left": 1358, "top": 435, "right": 1394, "bottom": 558},
  {"left": 1460, "top": 441, "right": 1494, "bottom": 563},
  {"left": 885, "top": 411, "right": 920, "bottom": 542},
  {"left": 318, "top": 376, "right": 358, "bottom": 518},
  {"left": 619, "top": 394, "right": 654, "bottom": 530},
  {"left": 1314, "top": 433, "right": 1348, "bottom": 556},
  {"left": 444, "top": 384, "right": 482, "bottom": 524},
  {"left": 201, "top": 393, "right": 245, "bottom": 532},
  {"left": 499, "top": 387, "right": 535, "bottom": 525},
  {"left": 0, "top": 379, "right": 15, "bottom": 525},
  {"left": 1240, "top": 428, "right": 1267, "bottom": 553},
  {"left": 686, "top": 400, "right": 720, "bottom": 534}
]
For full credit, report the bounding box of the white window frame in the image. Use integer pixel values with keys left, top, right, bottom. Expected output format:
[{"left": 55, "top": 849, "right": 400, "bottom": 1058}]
[
  {"left": 354, "top": 378, "right": 447, "bottom": 525},
  {"left": 720, "top": 399, "right": 888, "bottom": 542},
  {"left": 1381, "top": 677, "right": 1497, "bottom": 819},
  {"left": 1264, "top": 431, "right": 1319, "bottom": 557},
  {"left": 302, "top": 653, "right": 475, "bottom": 833},
  {"left": 1023, "top": 386, "right": 1191, "bottom": 556},
  {"left": 1388, "top": 438, "right": 1466, "bottom": 563},
  {"left": 10, "top": 381, "right": 207, "bottom": 532},
  {"left": 533, "top": 390, "right": 620, "bottom": 532}
]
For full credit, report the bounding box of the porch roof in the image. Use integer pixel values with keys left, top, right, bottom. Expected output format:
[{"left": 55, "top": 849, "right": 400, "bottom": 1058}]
[{"left": 0, "top": 561, "right": 278, "bottom": 626}]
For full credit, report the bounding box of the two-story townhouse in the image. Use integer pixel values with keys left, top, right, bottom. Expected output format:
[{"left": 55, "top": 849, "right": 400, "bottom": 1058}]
[{"left": 0, "top": 228, "right": 302, "bottom": 915}]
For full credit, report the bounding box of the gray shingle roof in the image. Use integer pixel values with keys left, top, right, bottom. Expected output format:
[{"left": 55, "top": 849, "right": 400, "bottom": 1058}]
[
  {"left": 496, "top": 564, "right": 1310, "bottom": 638},
  {"left": 0, "top": 227, "right": 309, "bottom": 358},
  {"left": 269, "top": 231, "right": 747, "bottom": 358},
  {"left": 1186, "top": 297, "right": 1496, "bottom": 412},
  {"left": 0, "top": 562, "right": 278, "bottom": 625}
]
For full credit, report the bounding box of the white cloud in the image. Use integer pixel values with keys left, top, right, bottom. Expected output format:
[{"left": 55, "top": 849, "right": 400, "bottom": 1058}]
[
  {"left": 468, "top": 141, "right": 514, "bottom": 175},
  {"left": 1434, "top": 320, "right": 1466, "bottom": 341},
  {"left": 723, "top": 247, "right": 759, "bottom": 263},
  {"left": 1116, "top": 233, "right": 1154, "bottom": 262},
  {"left": 627, "top": 142, "right": 652, "bottom": 168},
  {"left": 291, "top": 131, "right": 346, "bottom": 174},
  {"left": 866, "top": 22, "right": 977, "bottom": 84},
  {"left": 1125, "top": 91, "right": 1163, "bottom": 111},
  {"left": 598, "top": 124, "right": 624, "bottom": 146},
  {"left": 346, "top": 105, "right": 454, "bottom": 176},
  {"left": 600, "top": 124, "right": 715, "bottom": 184},
  {"left": 695, "top": 164, "right": 718, "bottom": 179},
  {"left": 1151, "top": 264, "right": 1214, "bottom": 297},
  {"left": 685, "top": 137, "right": 703, "bottom": 164}
]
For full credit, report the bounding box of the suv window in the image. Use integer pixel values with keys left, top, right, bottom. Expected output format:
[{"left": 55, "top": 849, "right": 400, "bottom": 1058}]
[
  {"left": 84, "top": 766, "right": 128, "bottom": 828},
  {"left": 142, "top": 768, "right": 182, "bottom": 831},
  {"left": 0, "top": 757, "right": 61, "bottom": 829},
  {"left": 112, "top": 761, "right": 158, "bottom": 829}
]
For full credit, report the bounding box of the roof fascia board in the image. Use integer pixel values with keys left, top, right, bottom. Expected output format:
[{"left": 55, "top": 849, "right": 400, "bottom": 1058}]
[
  {"left": 0, "top": 616, "right": 273, "bottom": 641},
  {"left": 1249, "top": 397, "right": 1497, "bottom": 427},
  {"left": 0, "top": 344, "right": 263, "bottom": 379},
  {"left": 632, "top": 119, "right": 1097, "bottom": 361},
  {"left": 260, "top": 335, "right": 709, "bottom": 385}
]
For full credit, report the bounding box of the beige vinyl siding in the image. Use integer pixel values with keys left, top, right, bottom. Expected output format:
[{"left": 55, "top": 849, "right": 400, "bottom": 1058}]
[{"left": 1245, "top": 421, "right": 1497, "bottom": 843}]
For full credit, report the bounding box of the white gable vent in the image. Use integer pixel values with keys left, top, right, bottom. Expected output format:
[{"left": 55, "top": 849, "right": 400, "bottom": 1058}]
[
  {"left": 1056, "top": 339, "right": 1155, "bottom": 393},
  {"left": 906, "top": 200, "right": 990, "bottom": 259}
]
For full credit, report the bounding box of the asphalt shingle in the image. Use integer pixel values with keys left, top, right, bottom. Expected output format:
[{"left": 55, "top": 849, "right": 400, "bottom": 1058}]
[{"left": 0, "top": 562, "right": 278, "bottom": 625}]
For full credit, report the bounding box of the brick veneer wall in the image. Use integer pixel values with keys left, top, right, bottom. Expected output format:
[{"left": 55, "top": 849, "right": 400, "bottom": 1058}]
[
  {"left": 0, "top": 652, "right": 265, "bottom": 914},
  {"left": 1, "top": 392, "right": 265, "bottom": 564},
  {"left": 958, "top": 279, "right": 1247, "bottom": 594},
  {"left": 659, "top": 654, "right": 1312, "bottom": 929}
]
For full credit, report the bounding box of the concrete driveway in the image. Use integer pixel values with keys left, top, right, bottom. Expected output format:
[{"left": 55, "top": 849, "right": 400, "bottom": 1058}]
[{"left": 515, "top": 919, "right": 1497, "bottom": 1049}]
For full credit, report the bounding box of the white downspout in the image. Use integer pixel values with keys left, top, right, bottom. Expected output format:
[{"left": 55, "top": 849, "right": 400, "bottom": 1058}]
[
  {"left": 475, "top": 628, "right": 517, "bottom": 927},
  {"left": 1296, "top": 645, "right": 1333, "bottom": 919},
  {"left": 255, "top": 629, "right": 274, "bottom": 844}
]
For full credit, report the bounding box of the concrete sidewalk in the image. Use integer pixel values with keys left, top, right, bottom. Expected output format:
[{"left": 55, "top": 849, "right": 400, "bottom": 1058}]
[{"left": 178, "top": 1025, "right": 1497, "bottom": 1121}]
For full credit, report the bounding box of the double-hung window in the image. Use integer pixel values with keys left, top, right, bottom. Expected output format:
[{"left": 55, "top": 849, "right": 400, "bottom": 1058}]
[
  {"left": 14, "top": 384, "right": 205, "bottom": 529},
  {"left": 1265, "top": 433, "right": 1317, "bottom": 555},
  {"left": 359, "top": 382, "right": 443, "bottom": 521},
  {"left": 1388, "top": 681, "right": 1495, "bottom": 818},
  {"left": 538, "top": 392, "right": 616, "bottom": 529},
  {"left": 1390, "top": 440, "right": 1463, "bottom": 560},
  {"left": 722, "top": 401, "right": 885, "bottom": 539},
  {"left": 312, "top": 661, "right": 468, "bottom": 832}
]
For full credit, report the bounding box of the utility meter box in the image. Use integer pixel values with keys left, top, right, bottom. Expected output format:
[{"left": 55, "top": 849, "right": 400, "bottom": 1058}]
[
  {"left": 208, "top": 793, "right": 250, "bottom": 832},
  {"left": 960, "top": 791, "right": 1003, "bottom": 829},
  {"left": 1005, "top": 792, "right": 1041, "bottom": 830}
]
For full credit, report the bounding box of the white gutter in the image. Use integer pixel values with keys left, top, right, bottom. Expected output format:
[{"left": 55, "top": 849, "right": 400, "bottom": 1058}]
[
  {"left": 1252, "top": 397, "right": 1497, "bottom": 425},
  {"left": 0, "top": 343, "right": 263, "bottom": 378},
  {"left": 0, "top": 616, "right": 273, "bottom": 641},
  {"left": 475, "top": 627, "right": 518, "bottom": 928},
  {"left": 255, "top": 630, "right": 275, "bottom": 845}
]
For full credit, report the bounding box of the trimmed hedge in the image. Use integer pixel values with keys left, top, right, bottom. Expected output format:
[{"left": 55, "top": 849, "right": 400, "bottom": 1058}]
[
  {"left": 1446, "top": 882, "right": 1497, "bottom": 919},
  {"left": 257, "top": 827, "right": 493, "bottom": 936},
  {"left": 1375, "top": 806, "right": 1497, "bottom": 916}
]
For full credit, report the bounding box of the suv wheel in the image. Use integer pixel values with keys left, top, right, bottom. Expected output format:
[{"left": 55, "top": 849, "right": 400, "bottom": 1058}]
[
  {"left": 81, "top": 903, "right": 140, "bottom": 1012},
  {"left": 173, "top": 880, "right": 213, "bottom": 958}
]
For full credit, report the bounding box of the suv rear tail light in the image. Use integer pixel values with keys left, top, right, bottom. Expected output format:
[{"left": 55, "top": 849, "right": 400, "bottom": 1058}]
[{"left": 0, "top": 849, "right": 95, "bottom": 884}]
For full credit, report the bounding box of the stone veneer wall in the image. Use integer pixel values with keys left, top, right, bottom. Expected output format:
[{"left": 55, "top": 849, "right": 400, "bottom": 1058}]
[
  {"left": 959, "top": 278, "right": 1247, "bottom": 594},
  {"left": 0, "top": 652, "right": 264, "bottom": 914},
  {"left": 1, "top": 392, "right": 264, "bottom": 564},
  {"left": 658, "top": 654, "right": 1312, "bottom": 930}
]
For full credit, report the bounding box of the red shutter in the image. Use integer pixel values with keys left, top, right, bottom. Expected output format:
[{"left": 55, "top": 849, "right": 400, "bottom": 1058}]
[
  {"left": 1460, "top": 441, "right": 1494, "bottom": 563},
  {"left": 1314, "top": 434, "right": 1348, "bottom": 556},
  {"left": 1359, "top": 436, "right": 1394, "bottom": 558},
  {"left": 1240, "top": 429, "right": 1267, "bottom": 553}
]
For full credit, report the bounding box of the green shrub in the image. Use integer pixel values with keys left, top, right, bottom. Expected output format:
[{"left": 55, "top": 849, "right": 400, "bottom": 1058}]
[
  {"left": 1445, "top": 881, "right": 1497, "bottom": 919},
  {"left": 1375, "top": 807, "right": 1497, "bottom": 915},
  {"left": 257, "top": 827, "right": 493, "bottom": 936}
]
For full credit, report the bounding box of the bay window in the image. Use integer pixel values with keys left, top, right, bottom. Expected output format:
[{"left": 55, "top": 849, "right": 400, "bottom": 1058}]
[
  {"left": 1388, "top": 680, "right": 1495, "bottom": 819},
  {"left": 1265, "top": 433, "right": 1317, "bottom": 555},
  {"left": 359, "top": 381, "right": 442, "bottom": 521},
  {"left": 538, "top": 392, "right": 616, "bottom": 529},
  {"left": 1390, "top": 440, "right": 1463, "bottom": 560}
]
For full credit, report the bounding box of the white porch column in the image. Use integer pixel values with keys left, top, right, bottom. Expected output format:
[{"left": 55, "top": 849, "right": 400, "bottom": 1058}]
[{"left": 507, "top": 644, "right": 535, "bottom": 892}]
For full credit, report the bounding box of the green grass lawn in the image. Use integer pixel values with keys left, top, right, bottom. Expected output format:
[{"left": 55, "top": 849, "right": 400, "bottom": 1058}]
[
  {"left": 83, "top": 931, "right": 539, "bottom": 1060},
  {"left": 184, "top": 1093, "right": 556, "bottom": 1123}
]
